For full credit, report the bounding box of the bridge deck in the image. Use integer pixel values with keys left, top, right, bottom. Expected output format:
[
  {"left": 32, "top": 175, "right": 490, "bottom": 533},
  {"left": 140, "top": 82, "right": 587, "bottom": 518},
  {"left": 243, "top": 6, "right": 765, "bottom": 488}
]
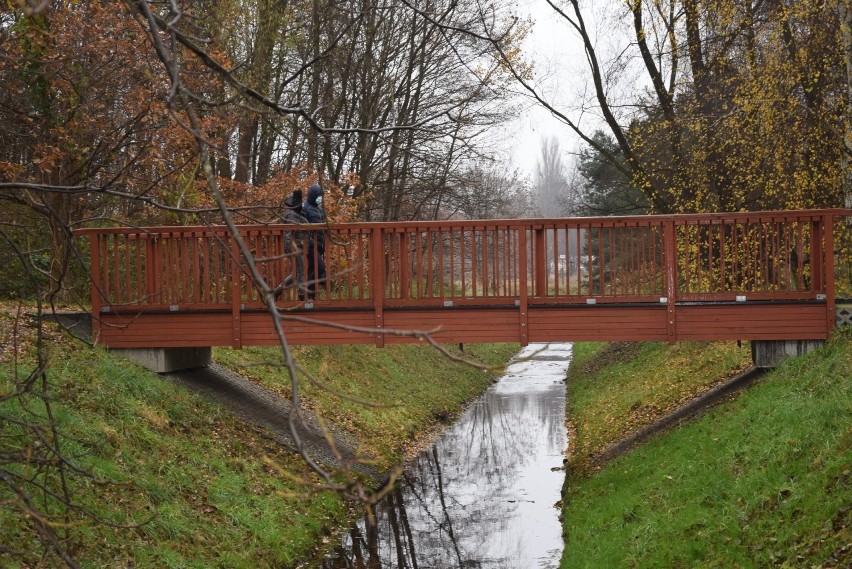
[{"left": 75, "top": 209, "right": 851, "bottom": 348}]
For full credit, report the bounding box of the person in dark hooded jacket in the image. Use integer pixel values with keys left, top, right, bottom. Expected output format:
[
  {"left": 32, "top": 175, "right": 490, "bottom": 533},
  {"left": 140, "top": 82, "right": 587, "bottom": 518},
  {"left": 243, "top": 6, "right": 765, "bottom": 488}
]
[
  {"left": 302, "top": 183, "right": 326, "bottom": 299},
  {"left": 274, "top": 189, "right": 308, "bottom": 300}
]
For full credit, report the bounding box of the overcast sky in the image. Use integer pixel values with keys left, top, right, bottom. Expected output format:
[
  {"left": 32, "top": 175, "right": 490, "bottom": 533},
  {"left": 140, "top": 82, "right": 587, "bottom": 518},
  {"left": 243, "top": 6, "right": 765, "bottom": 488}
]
[
  {"left": 501, "top": 0, "right": 619, "bottom": 179},
  {"left": 500, "top": 1, "right": 582, "bottom": 179}
]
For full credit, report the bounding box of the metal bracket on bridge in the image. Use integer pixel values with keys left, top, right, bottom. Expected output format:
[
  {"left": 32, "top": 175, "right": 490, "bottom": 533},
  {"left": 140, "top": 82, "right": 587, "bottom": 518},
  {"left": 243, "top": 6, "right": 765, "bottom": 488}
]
[
  {"left": 736, "top": 295, "right": 747, "bottom": 302},
  {"left": 585, "top": 298, "right": 597, "bottom": 305},
  {"left": 443, "top": 300, "right": 453, "bottom": 307}
]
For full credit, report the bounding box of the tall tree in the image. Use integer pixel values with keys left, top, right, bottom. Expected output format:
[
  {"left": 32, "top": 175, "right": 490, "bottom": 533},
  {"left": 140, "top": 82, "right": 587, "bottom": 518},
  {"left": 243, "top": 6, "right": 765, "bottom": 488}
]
[
  {"left": 842, "top": 0, "right": 852, "bottom": 209},
  {"left": 196, "top": 0, "right": 522, "bottom": 221},
  {"left": 453, "top": 162, "right": 533, "bottom": 220},
  {"left": 576, "top": 131, "right": 649, "bottom": 216},
  {"left": 493, "top": 0, "right": 847, "bottom": 213},
  {"left": 534, "top": 136, "right": 571, "bottom": 217}
]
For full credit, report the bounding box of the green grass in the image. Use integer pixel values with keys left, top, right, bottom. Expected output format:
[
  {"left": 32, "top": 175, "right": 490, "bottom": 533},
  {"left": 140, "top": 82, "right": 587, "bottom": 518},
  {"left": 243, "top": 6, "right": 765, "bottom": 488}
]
[
  {"left": 1, "top": 336, "right": 344, "bottom": 568},
  {"left": 561, "top": 332, "right": 852, "bottom": 568},
  {"left": 567, "top": 340, "right": 752, "bottom": 473},
  {"left": 0, "top": 308, "right": 517, "bottom": 567}
]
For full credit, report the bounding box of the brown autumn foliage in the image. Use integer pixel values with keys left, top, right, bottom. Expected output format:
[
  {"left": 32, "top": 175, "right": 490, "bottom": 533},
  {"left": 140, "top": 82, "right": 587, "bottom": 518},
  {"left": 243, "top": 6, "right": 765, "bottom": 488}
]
[{"left": 201, "top": 166, "right": 365, "bottom": 225}]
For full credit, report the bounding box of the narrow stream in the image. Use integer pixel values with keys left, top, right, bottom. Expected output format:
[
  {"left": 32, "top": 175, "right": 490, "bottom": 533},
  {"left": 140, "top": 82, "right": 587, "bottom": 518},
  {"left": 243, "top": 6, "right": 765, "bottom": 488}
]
[{"left": 323, "top": 343, "right": 572, "bottom": 569}]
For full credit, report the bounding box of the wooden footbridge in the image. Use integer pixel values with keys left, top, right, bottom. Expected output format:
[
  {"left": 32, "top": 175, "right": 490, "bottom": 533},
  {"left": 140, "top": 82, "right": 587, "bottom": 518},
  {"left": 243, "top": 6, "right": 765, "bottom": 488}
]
[{"left": 76, "top": 209, "right": 851, "bottom": 351}]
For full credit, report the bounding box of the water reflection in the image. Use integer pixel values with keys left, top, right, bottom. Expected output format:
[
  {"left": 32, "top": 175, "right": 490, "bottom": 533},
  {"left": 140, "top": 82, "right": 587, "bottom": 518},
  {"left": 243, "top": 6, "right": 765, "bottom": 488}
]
[{"left": 324, "top": 344, "right": 571, "bottom": 569}]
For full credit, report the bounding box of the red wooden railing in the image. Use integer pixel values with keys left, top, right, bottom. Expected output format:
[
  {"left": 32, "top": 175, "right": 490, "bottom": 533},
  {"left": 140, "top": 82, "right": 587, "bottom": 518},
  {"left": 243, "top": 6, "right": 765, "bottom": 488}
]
[{"left": 74, "top": 209, "right": 851, "bottom": 347}]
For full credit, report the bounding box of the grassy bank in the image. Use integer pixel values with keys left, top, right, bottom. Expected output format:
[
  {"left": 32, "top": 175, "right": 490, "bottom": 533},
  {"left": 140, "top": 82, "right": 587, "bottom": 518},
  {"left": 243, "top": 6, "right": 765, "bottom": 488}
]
[
  {"left": 567, "top": 340, "right": 752, "bottom": 474},
  {"left": 562, "top": 334, "right": 851, "bottom": 567},
  {"left": 214, "top": 342, "right": 516, "bottom": 467},
  {"left": 0, "top": 308, "right": 516, "bottom": 568}
]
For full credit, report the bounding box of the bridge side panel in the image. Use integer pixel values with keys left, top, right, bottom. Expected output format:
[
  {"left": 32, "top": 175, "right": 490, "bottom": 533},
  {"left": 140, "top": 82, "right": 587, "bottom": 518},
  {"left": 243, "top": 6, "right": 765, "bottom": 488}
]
[
  {"left": 527, "top": 306, "right": 668, "bottom": 342},
  {"left": 98, "top": 313, "right": 233, "bottom": 348},
  {"left": 675, "top": 304, "right": 828, "bottom": 340},
  {"left": 240, "top": 311, "right": 376, "bottom": 346},
  {"left": 382, "top": 309, "right": 521, "bottom": 344}
]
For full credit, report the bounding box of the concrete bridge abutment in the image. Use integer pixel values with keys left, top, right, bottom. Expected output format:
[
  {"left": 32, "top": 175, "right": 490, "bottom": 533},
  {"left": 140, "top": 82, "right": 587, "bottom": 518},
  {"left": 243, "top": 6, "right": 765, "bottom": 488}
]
[
  {"left": 751, "top": 302, "right": 852, "bottom": 368},
  {"left": 114, "top": 347, "right": 212, "bottom": 373},
  {"left": 750, "top": 340, "right": 825, "bottom": 369}
]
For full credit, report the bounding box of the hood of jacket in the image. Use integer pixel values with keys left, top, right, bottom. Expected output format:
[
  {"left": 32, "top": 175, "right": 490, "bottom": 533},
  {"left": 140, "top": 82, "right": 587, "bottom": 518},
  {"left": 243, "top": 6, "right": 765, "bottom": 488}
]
[{"left": 306, "top": 184, "right": 323, "bottom": 205}]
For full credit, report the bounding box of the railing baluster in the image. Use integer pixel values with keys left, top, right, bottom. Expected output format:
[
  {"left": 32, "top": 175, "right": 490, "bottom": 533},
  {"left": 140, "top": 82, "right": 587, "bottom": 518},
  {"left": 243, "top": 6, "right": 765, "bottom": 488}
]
[
  {"left": 359, "top": 231, "right": 366, "bottom": 300},
  {"left": 534, "top": 228, "right": 546, "bottom": 297},
  {"left": 502, "top": 228, "right": 507, "bottom": 298},
  {"left": 90, "top": 235, "right": 102, "bottom": 343},
  {"left": 597, "top": 227, "right": 604, "bottom": 296},
  {"left": 471, "top": 227, "right": 479, "bottom": 298},
  {"left": 200, "top": 233, "right": 209, "bottom": 304},
  {"left": 371, "top": 227, "right": 385, "bottom": 347},
  {"left": 437, "top": 229, "right": 445, "bottom": 300},
  {"left": 448, "top": 228, "right": 455, "bottom": 298},
  {"left": 518, "top": 227, "right": 528, "bottom": 345},
  {"left": 212, "top": 235, "right": 221, "bottom": 303},
  {"left": 810, "top": 220, "right": 822, "bottom": 292},
  {"left": 230, "top": 233, "right": 241, "bottom": 348},
  {"left": 113, "top": 235, "right": 120, "bottom": 304},
  {"left": 824, "top": 214, "right": 836, "bottom": 334},
  {"left": 415, "top": 230, "right": 423, "bottom": 299},
  {"left": 135, "top": 233, "right": 143, "bottom": 305},
  {"left": 123, "top": 233, "right": 130, "bottom": 305},
  {"left": 460, "top": 227, "right": 467, "bottom": 297},
  {"left": 664, "top": 220, "right": 677, "bottom": 343},
  {"left": 576, "top": 225, "right": 582, "bottom": 296},
  {"left": 397, "top": 232, "right": 406, "bottom": 300}
]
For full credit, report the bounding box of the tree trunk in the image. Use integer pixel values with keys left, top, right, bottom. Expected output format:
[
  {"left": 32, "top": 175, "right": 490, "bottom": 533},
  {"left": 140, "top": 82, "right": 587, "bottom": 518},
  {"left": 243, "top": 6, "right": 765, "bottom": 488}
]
[
  {"left": 842, "top": 0, "right": 852, "bottom": 208},
  {"left": 234, "top": 117, "right": 257, "bottom": 184}
]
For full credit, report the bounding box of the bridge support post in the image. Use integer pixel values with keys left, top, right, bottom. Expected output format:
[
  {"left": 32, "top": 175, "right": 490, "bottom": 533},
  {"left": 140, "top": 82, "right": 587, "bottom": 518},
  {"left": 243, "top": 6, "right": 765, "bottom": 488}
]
[
  {"left": 518, "top": 228, "right": 529, "bottom": 346},
  {"left": 113, "top": 347, "right": 212, "bottom": 373},
  {"left": 371, "top": 227, "right": 386, "bottom": 348},
  {"left": 750, "top": 340, "right": 824, "bottom": 369},
  {"left": 533, "top": 228, "right": 546, "bottom": 297},
  {"left": 663, "top": 221, "right": 678, "bottom": 344}
]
